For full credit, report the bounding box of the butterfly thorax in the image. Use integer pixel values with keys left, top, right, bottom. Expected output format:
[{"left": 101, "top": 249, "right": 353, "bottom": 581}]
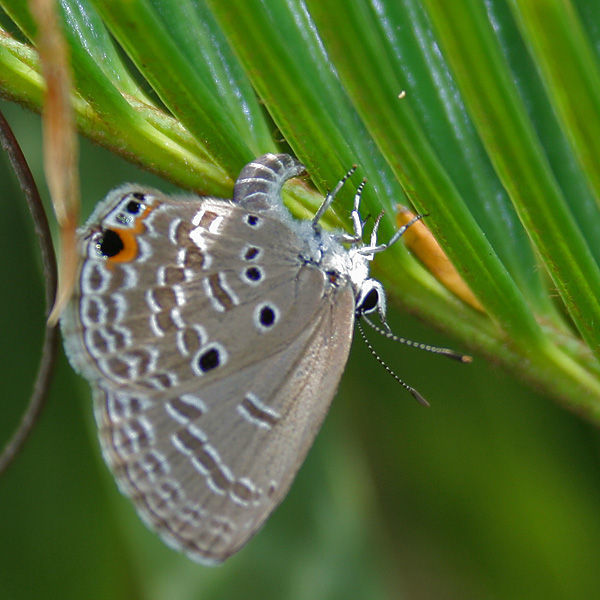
[{"left": 304, "top": 226, "right": 370, "bottom": 297}]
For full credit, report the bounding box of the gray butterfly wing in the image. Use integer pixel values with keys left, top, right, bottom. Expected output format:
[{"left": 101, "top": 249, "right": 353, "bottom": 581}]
[
  {"left": 62, "top": 155, "right": 357, "bottom": 563},
  {"left": 93, "top": 282, "right": 354, "bottom": 563}
]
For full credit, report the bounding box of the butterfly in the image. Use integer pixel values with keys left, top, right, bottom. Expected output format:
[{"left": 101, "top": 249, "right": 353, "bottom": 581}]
[{"left": 60, "top": 153, "right": 462, "bottom": 564}]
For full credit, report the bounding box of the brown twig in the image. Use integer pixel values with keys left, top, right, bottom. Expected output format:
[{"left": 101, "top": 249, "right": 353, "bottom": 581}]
[{"left": 0, "top": 109, "right": 59, "bottom": 475}]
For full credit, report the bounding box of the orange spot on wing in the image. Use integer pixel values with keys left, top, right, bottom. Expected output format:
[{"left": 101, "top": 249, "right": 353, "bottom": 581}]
[{"left": 108, "top": 204, "right": 155, "bottom": 264}]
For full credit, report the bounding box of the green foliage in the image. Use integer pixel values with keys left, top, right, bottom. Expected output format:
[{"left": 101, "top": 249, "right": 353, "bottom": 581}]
[{"left": 2, "top": 0, "right": 599, "bottom": 411}]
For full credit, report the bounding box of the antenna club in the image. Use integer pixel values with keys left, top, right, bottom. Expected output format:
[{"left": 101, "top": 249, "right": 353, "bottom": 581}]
[{"left": 411, "top": 390, "right": 431, "bottom": 408}]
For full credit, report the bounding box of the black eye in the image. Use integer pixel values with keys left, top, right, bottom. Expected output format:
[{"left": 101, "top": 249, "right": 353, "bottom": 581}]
[
  {"left": 125, "top": 200, "right": 142, "bottom": 214},
  {"left": 359, "top": 288, "right": 379, "bottom": 313},
  {"left": 198, "top": 348, "right": 220, "bottom": 372},
  {"left": 246, "top": 215, "right": 259, "bottom": 226},
  {"left": 97, "top": 229, "right": 124, "bottom": 257}
]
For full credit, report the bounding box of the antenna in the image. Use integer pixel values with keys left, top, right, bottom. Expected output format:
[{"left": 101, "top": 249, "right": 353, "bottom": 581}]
[
  {"left": 356, "top": 314, "right": 472, "bottom": 406},
  {"left": 356, "top": 320, "right": 430, "bottom": 407},
  {"left": 361, "top": 315, "right": 472, "bottom": 363}
]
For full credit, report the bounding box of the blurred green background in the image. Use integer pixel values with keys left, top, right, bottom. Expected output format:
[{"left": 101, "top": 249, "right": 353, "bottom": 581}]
[{"left": 1, "top": 100, "right": 600, "bottom": 599}]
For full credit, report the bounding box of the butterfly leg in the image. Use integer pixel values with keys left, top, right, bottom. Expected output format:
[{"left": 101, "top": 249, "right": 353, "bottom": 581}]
[
  {"left": 332, "top": 177, "right": 371, "bottom": 246},
  {"left": 358, "top": 213, "right": 425, "bottom": 257},
  {"left": 311, "top": 164, "right": 357, "bottom": 229}
]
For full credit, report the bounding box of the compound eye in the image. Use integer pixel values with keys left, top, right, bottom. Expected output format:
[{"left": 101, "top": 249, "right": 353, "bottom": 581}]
[{"left": 358, "top": 288, "right": 379, "bottom": 314}]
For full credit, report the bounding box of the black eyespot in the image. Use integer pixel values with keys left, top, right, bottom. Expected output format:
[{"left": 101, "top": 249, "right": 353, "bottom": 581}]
[
  {"left": 246, "top": 215, "right": 259, "bottom": 226},
  {"left": 244, "top": 247, "right": 259, "bottom": 260},
  {"left": 259, "top": 306, "right": 275, "bottom": 327},
  {"left": 198, "top": 348, "right": 220, "bottom": 372},
  {"left": 359, "top": 289, "right": 379, "bottom": 313},
  {"left": 245, "top": 267, "right": 262, "bottom": 281},
  {"left": 97, "top": 229, "right": 124, "bottom": 257},
  {"left": 125, "top": 200, "right": 142, "bottom": 214}
]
